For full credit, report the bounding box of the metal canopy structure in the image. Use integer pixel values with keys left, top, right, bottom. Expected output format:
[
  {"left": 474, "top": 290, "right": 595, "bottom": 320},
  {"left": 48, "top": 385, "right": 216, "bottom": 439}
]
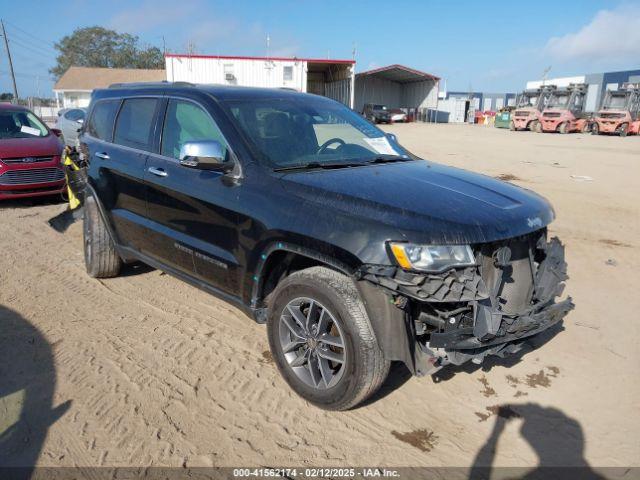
[
  {"left": 356, "top": 64, "right": 440, "bottom": 84},
  {"left": 354, "top": 64, "right": 440, "bottom": 114}
]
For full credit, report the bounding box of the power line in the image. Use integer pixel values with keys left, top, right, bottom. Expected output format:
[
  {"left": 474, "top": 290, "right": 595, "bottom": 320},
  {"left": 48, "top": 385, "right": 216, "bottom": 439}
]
[
  {"left": 3, "top": 19, "right": 58, "bottom": 52},
  {"left": 7, "top": 36, "right": 56, "bottom": 61},
  {"left": 3, "top": 25, "right": 58, "bottom": 57},
  {"left": 6, "top": 29, "right": 58, "bottom": 57}
]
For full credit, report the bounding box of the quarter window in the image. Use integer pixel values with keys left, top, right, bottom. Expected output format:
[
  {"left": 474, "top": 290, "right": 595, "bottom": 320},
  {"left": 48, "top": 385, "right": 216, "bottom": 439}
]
[
  {"left": 113, "top": 98, "right": 158, "bottom": 151},
  {"left": 86, "top": 100, "right": 120, "bottom": 141},
  {"left": 161, "top": 99, "right": 228, "bottom": 160}
]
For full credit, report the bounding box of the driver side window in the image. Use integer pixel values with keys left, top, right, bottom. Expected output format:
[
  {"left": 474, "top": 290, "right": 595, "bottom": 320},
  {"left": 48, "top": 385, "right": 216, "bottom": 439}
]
[{"left": 161, "top": 99, "right": 228, "bottom": 160}]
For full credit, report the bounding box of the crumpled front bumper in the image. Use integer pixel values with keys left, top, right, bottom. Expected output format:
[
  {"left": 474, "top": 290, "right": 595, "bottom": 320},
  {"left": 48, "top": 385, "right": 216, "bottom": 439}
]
[{"left": 358, "top": 234, "right": 574, "bottom": 375}]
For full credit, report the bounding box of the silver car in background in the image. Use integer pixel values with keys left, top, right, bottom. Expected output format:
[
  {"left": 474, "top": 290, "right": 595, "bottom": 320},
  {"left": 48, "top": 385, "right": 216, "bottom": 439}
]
[{"left": 56, "top": 107, "right": 86, "bottom": 148}]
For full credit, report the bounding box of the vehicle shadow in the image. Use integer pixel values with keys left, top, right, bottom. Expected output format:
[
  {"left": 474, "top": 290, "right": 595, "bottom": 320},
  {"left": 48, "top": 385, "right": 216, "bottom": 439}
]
[
  {"left": 118, "top": 261, "right": 156, "bottom": 277},
  {"left": 0, "top": 195, "right": 65, "bottom": 210},
  {"left": 0, "top": 305, "right": 71, "bottom": 476},
  {"left": 359, "top": 361, "right": 414, "bottom": 407},
  {"left": 433, "top": 322, "right": 564, "bottom": 383},
  {"left": 469, "top": 403, "right": 605, "bottom": 480}
]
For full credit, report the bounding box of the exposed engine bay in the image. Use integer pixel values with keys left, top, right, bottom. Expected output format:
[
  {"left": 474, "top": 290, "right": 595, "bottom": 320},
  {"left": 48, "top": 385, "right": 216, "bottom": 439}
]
[{"left": 357, "top": 229, "right": 574, "bottom": 376}]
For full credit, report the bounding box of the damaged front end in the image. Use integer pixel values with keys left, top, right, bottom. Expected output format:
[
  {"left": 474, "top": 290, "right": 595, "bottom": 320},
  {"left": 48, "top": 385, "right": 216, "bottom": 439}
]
[{"left": 356, "top": 229, "right": 574, "bottom": 376}]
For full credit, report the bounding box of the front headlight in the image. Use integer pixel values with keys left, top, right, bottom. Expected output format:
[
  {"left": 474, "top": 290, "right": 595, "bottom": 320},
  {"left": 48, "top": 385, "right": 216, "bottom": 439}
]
[{"left": 389, "top": 243, "right": 475, "bottom": 272}]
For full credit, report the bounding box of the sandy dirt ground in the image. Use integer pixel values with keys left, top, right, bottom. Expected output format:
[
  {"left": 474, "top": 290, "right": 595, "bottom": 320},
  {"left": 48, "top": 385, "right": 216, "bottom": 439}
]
[{"left": 1, "top": 124, "right": 638, "bottom": 473}]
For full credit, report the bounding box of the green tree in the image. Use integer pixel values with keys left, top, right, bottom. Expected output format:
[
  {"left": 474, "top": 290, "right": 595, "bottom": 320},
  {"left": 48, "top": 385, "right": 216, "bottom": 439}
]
[{"left": 50, "top": 26, "right": 164, "bottom": 79}]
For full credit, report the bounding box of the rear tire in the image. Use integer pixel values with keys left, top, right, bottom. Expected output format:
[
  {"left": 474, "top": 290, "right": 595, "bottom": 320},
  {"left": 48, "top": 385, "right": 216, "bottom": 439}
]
[
  {"left": 534, "top": 121, "right": 542, "bottom": 133},
  {"left": 509, "top": 120, "right": 516, "bottom": 131},
  {"left": 266, "top": 266, "right": 390, "bottom": 410},
  {"left": 83, "top": 195, "right": 122, "bottom": 278},
  {"left": 591, "top": 122, "right": 600, "bottom": 135}
]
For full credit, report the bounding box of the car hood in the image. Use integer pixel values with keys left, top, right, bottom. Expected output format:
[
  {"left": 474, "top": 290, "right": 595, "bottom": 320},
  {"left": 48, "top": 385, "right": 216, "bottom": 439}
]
[
  {"left": 279, "top": 160, "right": 554, "bottom": 244},
  {"left": 0, "top": 134, "right": 62, "bottom": 159}
]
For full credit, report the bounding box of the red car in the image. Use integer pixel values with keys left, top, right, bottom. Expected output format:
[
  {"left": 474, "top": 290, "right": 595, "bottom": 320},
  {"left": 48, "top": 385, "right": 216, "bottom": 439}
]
[{"left": 0, "top": 103, "right": 65, "bottom": 200}]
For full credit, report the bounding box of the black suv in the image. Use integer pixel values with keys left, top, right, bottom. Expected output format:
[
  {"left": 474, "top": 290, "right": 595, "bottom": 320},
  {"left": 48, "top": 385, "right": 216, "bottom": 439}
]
[
  {"left": 80, "top": 82, "right": 573, "bottom": 410},
  {"left": 363, "top": 103, "right": 392, "bottom": 123}
]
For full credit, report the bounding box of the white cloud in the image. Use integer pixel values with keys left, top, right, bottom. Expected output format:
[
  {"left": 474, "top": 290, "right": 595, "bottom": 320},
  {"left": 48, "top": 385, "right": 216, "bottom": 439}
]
[{"left": 545, "top": 5, "right": 640, "bottom": 63}]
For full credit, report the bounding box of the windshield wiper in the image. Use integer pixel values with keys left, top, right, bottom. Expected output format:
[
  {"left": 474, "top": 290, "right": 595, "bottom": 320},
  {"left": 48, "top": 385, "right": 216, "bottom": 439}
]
[
  {"left": 273, "top": 161, "right": 368, "bottom": 172},
  {"left": 364, "top": 155, "right": 411, "bottom": 164}
]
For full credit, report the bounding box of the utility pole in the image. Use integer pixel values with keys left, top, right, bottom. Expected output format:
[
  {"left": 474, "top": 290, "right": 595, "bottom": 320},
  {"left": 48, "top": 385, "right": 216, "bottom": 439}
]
[{"left": 1, "top": 19, "right": 19, "bottom": 103}]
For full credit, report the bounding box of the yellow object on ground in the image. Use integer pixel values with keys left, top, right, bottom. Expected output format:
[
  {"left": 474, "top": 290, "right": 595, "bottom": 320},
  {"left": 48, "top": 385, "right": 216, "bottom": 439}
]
[{"left": 62, "top": 149, "right": 81, "bottom": 210}]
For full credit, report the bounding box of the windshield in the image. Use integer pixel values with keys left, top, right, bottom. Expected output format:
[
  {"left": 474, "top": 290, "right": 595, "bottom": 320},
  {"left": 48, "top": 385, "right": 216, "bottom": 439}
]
[
  {"left": 223, "top": 96, "right": 411, "bottom": 169},
  {"left": 603, "top": 93, "right": 628, "bottom": 110},
  {"left": 517, "top": 94, "right": 538, "bottom": 108},
  {"left": 0, "top": 110, "right": 49, "bottom": 139},
  {"left": 548, "top": 93, "right": 570, "bottom": 108}
]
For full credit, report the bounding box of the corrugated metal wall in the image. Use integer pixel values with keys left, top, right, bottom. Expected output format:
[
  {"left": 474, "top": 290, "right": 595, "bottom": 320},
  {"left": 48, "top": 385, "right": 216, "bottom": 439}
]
[
  {"left": 354, "top": 77, "right": 437, "bottom": 113},
  {"left": 325, "top": 79, "right": 352, "bottom": 105}
]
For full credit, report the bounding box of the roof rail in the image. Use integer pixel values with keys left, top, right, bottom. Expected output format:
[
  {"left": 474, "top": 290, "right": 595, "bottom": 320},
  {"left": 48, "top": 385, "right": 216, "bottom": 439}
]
[{"left": 108, "top": 81, "right": 195, "bottom": 89}]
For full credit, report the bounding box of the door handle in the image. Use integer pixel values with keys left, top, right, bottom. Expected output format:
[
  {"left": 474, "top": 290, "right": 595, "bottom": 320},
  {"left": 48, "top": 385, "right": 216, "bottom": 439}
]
[
  {"left": 95, "top": 152, "right": 110, "bottom": 160},
  {"left": 148, "top": 167, "right": 168, "bottom": 177}
]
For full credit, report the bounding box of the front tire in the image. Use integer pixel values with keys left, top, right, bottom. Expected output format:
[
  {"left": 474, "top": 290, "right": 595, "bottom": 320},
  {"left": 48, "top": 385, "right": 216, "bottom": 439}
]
[
  {"left": 509, "top": 120, "right": 516, "bottom": 131},
  {"left": 83, "top": 195, "right": 122, "bottom": 278},
  {"left": 591, "top": 122, "right": 600, "bottom": 135},
  {"left": 266, "top": 266, "right": 390, "bottom": 410},
  {"left": 558, "top": 122, "right": 569, "bottom": 134},
  {"left": 619, "top": 123, "right": 628, "bottom": 137}
]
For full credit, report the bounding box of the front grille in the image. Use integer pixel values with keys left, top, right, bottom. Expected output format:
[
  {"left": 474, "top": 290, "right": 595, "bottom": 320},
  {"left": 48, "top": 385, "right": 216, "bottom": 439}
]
[
  {"left": 1, "top": 156, "right": 55, "bottom": 165},
  {"left": 543, "top": 112, "right": 561, "bottom": 118},
  {"left": 0, "top": 167, "right": 65, "bottom": 185},
  {"left": 478, "top": 232, "right": 542, "bottom": 314},
  {"left": 514, "top": 111, "right": 530, "bottom": 117}
]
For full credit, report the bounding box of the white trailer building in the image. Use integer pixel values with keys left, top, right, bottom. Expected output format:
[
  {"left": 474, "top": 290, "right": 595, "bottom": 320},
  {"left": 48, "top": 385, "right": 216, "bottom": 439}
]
[{"left": 165, "top": 54, "right": 356, "bottom": 107}]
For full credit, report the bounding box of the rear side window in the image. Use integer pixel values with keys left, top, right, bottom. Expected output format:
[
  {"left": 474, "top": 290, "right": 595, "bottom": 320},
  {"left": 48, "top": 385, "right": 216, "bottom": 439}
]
[
  {"left": 86, "top": 100, "right": 119, "bottom": 141},
  {"left": 114, "top": 98, "right": 158, "bottom": 151}
]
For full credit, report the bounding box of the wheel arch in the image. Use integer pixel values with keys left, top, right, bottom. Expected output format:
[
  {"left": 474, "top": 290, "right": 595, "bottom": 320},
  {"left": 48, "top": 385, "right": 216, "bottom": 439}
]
[{"left": 248, "top": 240, "right": 361, "bottom": 321}]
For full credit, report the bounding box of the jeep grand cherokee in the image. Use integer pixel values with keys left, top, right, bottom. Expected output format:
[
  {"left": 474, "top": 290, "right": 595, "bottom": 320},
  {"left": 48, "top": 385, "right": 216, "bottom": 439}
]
[{"left": 80, "top": 82, "right": 573, "bottom": 410}]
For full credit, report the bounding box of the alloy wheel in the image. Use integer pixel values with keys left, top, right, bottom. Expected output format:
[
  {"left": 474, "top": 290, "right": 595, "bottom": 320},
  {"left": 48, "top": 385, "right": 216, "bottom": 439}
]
[{"left": 278, "top": 297, "right": 346, "bottom": 390}]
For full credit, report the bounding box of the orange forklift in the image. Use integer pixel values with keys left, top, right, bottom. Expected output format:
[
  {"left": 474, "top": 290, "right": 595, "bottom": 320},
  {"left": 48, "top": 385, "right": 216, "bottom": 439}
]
[
  {"left": 511, "top": 85, "right": 555, "bottom": 132},
  {"left": 540, "top": 83, "right": 590, "bottom": 134},
  {"left": 591, "top": 83, "right": 640, "bottom": 137}
]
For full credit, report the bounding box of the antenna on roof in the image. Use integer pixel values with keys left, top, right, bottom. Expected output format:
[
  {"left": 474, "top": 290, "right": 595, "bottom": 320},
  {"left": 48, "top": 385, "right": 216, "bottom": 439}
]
[{"left": 266, "top": 33, "right": 270, "bottom": 59}]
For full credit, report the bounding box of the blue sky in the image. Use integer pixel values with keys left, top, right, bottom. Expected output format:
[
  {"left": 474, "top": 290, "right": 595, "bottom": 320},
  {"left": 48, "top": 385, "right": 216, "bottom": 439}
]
[{"left": 1, "top": 0, "right": 639, "bottom": 97}]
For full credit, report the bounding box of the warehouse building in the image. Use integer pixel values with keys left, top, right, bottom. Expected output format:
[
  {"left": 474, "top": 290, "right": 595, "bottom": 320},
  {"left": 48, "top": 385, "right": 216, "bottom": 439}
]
[
  {"left": 354, "top": 64, "right": 439, "bottom": 118},
  {"left": 526, "top": 68, "right": 640, "bottom": 113},
  {"left": 165, "top": 53, "right": 355, "bottom": 107}
]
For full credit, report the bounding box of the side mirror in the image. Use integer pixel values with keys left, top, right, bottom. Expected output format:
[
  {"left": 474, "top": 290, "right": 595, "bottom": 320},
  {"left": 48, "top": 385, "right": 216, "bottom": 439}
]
[
  {"left": 77, "top": 118, "right": 84, "bottom": 124},
  {"left": 179, "top": 141, "right": 233, "bottom": 172},
  {"left": 50, "top": 128, "right": 62, "bottom": 137},
  {"left": 386, "top": 133, "right": 398, "bottom": 143}
]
